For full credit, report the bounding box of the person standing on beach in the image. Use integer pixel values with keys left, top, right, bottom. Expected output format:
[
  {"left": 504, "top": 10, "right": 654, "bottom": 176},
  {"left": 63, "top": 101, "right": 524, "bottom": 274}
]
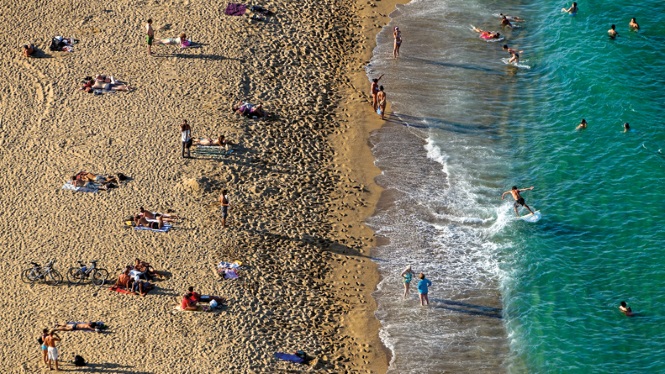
[
  {"left": 377, "top": 86, "right": 387, "bottom": 120},
  {"left": 393, "top": 27, "right": 402, "bottom": 58},
  {"left": 608, "top": 24, "right": 618, "bottom": 39},
  {"left": 401, "top": 265, "right": 416, "bottom": 298},
  {"left": 417, "top": 273, "right": 432, "bottom": 306},
  {"left": 39, "top": 328, "right": 49, "bottom": 366},
  {"left": 220, "top": 190, "right": 231, "bottom": 227},
  {"left": 370, "top": 74, "right": 384, "bottom": 112},
  {"left": 44, "top": 330, "right": 61, "bottom": 371},
  {"left": 501, "top": 186, "right": 535, "bottom": 217},
  {"left": 146, "top": 19, "right": 155, "bottom": 55},
  {"left": 181, "top": 119, "right": 192, "bottom": 158}
]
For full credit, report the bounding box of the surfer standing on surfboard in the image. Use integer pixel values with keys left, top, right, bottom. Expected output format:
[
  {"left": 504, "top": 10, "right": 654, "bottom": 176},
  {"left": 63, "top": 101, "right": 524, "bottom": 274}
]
[
  {"left": 502, "top": 186, "right": 535, "bottom": 217},
  {"left": 503, "top": 44, "right": 522, "bottom": 64}
]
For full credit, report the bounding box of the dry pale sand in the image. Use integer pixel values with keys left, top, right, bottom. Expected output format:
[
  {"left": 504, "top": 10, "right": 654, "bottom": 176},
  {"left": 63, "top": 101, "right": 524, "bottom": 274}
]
[{"left": 1, "top": 0, "right": 406, "bottom": 372}]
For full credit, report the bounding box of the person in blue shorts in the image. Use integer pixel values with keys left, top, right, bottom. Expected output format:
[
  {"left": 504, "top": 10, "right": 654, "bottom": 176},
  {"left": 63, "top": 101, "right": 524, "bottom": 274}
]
[
  {"left": 417, "top": 273, "right": 432, "bottom": 306},
  {"left": 401, "top": 265, "right": 415, "bottom": 298}
]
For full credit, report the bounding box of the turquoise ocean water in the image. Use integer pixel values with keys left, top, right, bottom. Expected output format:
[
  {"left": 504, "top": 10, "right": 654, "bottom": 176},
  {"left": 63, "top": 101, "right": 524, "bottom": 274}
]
[{"left": 367, "top": 0, "right": 665, "bottom": 372}]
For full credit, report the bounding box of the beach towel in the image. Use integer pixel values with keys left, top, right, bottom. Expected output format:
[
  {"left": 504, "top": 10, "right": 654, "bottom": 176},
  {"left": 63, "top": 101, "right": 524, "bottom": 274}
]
[
  {"left": 110, "top": 285, "right": 133, "bottom": 294},
  {"left": 62, "top": 181, "right": 99, "bottom": 193},
  {"left": 174, "top": 305, "right": 210, "bottom": 312},
  {"left": 134, "top": 223, "right": 172, "bottom": 233},
  {"left": 274, "top": 352, "right": 305, "bottom": 364},
  {"left": 225, "top": 3, "right": 247, "bottom": 16}
]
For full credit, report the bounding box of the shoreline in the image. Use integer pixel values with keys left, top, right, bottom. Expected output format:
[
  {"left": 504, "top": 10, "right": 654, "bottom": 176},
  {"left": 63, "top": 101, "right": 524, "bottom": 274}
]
[{"left": 329, "top": 0, "right": 410, "bottom": 372}]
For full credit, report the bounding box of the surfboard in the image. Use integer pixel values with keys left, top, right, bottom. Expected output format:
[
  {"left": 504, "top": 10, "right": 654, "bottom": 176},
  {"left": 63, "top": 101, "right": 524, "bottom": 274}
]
[
  {"left": 501, "top": 58, "right": 531, "bottom": 69},
  {"left": 518, "top": 210, "right": 541, "bottom": 223}
]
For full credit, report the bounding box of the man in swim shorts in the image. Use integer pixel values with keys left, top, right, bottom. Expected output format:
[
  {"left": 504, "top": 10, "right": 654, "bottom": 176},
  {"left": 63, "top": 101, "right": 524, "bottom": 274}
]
[
  {"left": 503, "top": 44, "right": 521, "bottom": 64},
  {"left": 501, "top": 186, "right": 535, "bottom": 217},
  {"left": 44, "top": 330, "right": 61, "bottom": 371},
  {"left": 146, "top": 19, "right": 154, "bottom": 55}
]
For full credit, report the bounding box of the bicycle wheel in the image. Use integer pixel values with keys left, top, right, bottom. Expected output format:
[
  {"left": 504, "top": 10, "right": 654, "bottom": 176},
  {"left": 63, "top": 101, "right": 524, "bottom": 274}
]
[
  {"left": 92, "top": 269, "right": 109, "bottom": 286},
  {"left": 46, "top": 269, "right": 63, "bottom": 286},
  {"left": 21, "top": 269, "right": 37, "bottom": 284},
  {"left": 67, "top": 268, "right": 85, "bottom": 285}
]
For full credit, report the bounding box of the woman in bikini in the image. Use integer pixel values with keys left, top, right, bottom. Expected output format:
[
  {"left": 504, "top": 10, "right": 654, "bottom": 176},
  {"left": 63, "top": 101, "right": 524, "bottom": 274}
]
[{"left": 393, "top": 27, "right": 402, "bottom": 58}]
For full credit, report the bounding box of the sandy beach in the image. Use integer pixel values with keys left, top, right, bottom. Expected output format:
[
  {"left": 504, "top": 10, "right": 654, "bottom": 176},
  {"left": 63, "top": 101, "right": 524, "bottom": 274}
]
[{"left": 2, "top": 0, "right": 405, "bottom": 372}]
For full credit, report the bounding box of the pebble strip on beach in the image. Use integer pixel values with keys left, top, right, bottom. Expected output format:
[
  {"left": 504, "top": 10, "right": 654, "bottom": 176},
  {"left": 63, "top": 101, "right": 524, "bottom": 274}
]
[{"left": 2, "top": 0, "right": 401, "bottom": 372}]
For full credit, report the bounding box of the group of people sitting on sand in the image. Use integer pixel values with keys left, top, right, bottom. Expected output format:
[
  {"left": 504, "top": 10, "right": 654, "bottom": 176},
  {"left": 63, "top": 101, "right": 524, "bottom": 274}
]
[
  {"left": 49, "top": 36, "right": 77, "bottom": 52},
  {"left": 133, "top": 207, "right": 179, "bottom": 230},
  {"left": 180, "top": 286, "right": 225, "bottom": 311},
  {"left": 114, "top": 258, "right": 164, "bottom": 296},
  {"left": 81, "top": 75, "right": 133, "bottom": 93}
]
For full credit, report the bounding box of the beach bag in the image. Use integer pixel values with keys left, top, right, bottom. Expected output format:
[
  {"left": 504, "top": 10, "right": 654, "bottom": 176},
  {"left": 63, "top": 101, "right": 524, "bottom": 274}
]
[
  {"left": 117, "top": 173, "right": 129, "bottom": 181},
  {"left": 74, "top": 355, "right": 86, "bottom": 366}
]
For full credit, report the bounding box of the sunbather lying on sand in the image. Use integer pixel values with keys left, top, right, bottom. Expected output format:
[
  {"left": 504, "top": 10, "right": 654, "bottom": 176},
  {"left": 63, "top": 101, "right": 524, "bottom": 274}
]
[
  {"left": 22, "top": 45, "right": 35, "bottom": 57},
  {"left": 139, "top": 207, "right": 179, "bottom": 222},
  {"left": 157, "top": 33, "right": 193, "bottom": 48},
  {"left": 233, "top": 101, "right": 270, "bottom": 118},
  {"left": 193, "top": 135, "right": 234, "bottom": 149},
  {"left": 134, "top": 214, "right": 164, "bottom": 230},
  {"left": 70, "top": 172, "right": 118, "bottom": 187},
  {"left": 54, "top": 322, "right": 102, "bottom": 332},
  {"left": 80, "top": 75, "right": 133, "bottom": 92}
]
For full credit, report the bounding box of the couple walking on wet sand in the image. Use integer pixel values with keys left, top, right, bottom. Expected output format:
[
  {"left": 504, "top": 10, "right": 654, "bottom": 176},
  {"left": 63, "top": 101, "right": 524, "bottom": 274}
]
[
  {"left": 401, "top": 266, "right": 432, "bottom": 306},
  {"left": 370, "top": 75, "right": 387, "bottom": 120}
]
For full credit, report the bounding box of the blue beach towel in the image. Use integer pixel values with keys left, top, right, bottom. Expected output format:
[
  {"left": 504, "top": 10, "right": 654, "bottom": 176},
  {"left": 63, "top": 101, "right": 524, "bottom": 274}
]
[
  {"left": 274, "top": 352, "right": 305, "bottom": 364},
  {"left": 133, "top": 224, "right": 172, "bottom": 233}
]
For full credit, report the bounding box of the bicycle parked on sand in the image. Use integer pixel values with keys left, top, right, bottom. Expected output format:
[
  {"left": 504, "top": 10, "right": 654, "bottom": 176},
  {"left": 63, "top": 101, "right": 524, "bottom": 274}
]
[
  {"left": 21, "top": 259, "right": 63, "bottom": 285},
  {"left": 67, "top": 260, "right": 109, "bottom": 287}
]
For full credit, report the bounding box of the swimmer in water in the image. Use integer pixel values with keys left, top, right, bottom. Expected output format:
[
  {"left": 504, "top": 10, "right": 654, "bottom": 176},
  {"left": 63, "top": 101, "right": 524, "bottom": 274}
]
[
  {"left": 501, "top": 186, "right": 535, "bottom": 217},
  {"left": 624, "top": 123, "right": 631, "bottom": 132},
  {"left": 499, "top": 13, "right": 524, "bottom": 22},
  {"left": 619, "top": 301, "right": 633, "bottom": 316},
  {"left": 629, "top": 18, "right": 639, "bottom": 31},
  {"left": 576, "top": 119, "right": 587, "bottom": 130},
  {"left": 562, "top": 2, "right": 578, "bottom": 15},
  {"left": 500, "top": 15, "right": 513, "bottom": 29},
  {"left": 472, "top": 26, "right": 501, "bottom": 40},
  {"left": 608, "top": 24, "right": 618, "bottom": 39},
  {"left": 502, "top": 44, "right": 522, "bottom": 64}
]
